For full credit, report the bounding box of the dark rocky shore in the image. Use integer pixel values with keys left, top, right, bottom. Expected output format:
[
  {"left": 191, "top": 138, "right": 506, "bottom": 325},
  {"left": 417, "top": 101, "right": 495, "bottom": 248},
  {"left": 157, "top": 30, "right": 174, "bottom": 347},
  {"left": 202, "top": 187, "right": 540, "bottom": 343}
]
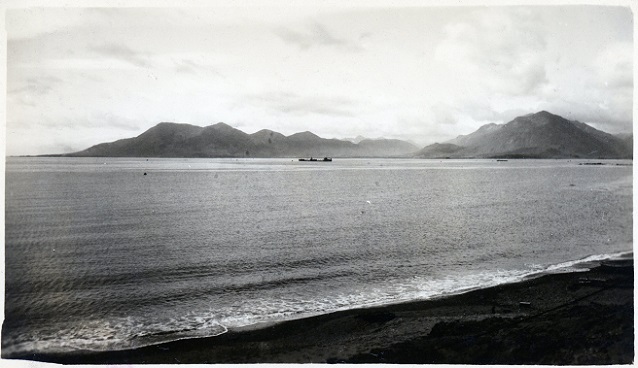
[{"left": 5, "top": 258, "right": 633, "bottom": 365}]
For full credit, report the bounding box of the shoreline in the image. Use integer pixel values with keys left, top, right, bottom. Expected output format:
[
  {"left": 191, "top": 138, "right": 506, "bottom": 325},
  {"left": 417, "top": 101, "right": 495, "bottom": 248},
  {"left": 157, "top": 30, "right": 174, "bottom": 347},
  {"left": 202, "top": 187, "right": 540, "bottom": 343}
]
[{"left": 4, "top": 256, "right": 633, "bottom": 365}]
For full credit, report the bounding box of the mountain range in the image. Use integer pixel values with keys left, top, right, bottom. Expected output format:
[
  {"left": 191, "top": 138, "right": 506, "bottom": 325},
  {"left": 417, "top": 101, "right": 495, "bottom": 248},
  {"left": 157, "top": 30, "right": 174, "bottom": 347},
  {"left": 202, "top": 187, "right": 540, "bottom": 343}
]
[
  {"left": 415, "top": 111, "right": 632, "bottom": 159},
  {"left": 65, "top": 111, "right": 632, "bottom": 159},
  {"left": 67, "top": 122, "right": 418, "bottom": 158}
]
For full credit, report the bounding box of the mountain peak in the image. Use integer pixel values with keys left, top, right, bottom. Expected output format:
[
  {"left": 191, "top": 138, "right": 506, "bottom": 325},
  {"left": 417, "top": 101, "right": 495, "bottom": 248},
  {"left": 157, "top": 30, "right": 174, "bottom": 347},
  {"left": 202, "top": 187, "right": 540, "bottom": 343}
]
[
  {"left": 254, "top": 128, "right": 275, "bottom": 134},
  {"left": 522, "top": 110, "right": 560, "bottom": 119},
  {"left": 141, "top": 122, "right": 204, "bottom": 137},
  {"left": 210, "top": 122, "right": 234, "bottom": 129},
  {"left": 515, "top": 110, "right": 570, "bottom": 127},
  {"left": 152, "top": 122, "right": 199, "bottom": 129},
  {"left": 530, "top": 110, "right": 555, "bottom": 117},
  {"left": 251, "top": 129, "right": 286, "bottom": 144},
  {"left": 417, "top": 111, "right": 631, "bottom": 159},
  {"left": 287, "top": 131, "right": 321, "bottom": 140}
]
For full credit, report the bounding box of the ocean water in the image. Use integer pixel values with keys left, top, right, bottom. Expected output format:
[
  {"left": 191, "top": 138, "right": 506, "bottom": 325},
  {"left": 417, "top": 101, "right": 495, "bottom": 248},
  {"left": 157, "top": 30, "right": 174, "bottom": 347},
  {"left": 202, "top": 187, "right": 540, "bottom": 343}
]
[{"left": 3, "top": 157, "right": 633, "bottom": 356}]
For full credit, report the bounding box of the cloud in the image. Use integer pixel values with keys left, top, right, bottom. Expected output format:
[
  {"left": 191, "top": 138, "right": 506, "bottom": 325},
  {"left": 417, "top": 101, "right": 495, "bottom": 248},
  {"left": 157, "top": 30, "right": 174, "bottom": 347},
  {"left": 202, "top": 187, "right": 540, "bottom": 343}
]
[
  {"left": 434, "top": 8, "right": 549, "bottom": 96},
  {"left": 173, "top": 58, "right": 201, "bottom": 74},
  {"left": 52, "top": 111, "right": 144, "bottom": 132},
  {"left": 274, "top": 22, "right": 361, "bottom": 51},
  {"left": 427, "top": 7, "right": 633, "bottom": 136},
  {"left": 95, "top": 113, "right": 143, "bottom": 132},
  {"left": 242, "top": 91, "right": 358, "bottom": 118},
  {"left": 596, "top": 42, "right": 633, "bottom": 90},
  {"left": 536, "top": 40, "right": 633, "bottom": 133},
  {"left": 430, "top": 104, "right": 461, "bottom": 126},
  {"left": 8, "top": 75, "right": 63, "bottom": 97},
  {"left": 7, "top": 75, "right": 65, "bottom": 110},
  {"left": 6, "top": 122, "right": 140, "bottom": 156},
  {"left": 393, "top": 114, "right": 465, "bottom": 146},
  {"left": 171, "top": 57, "right": 224, "bottom": 78},
  {"left": 92, "top": 43, "right": 152, "bottom": 68},
  {"left": 4, "top": 6, "right": 633, "bottom": 155}
]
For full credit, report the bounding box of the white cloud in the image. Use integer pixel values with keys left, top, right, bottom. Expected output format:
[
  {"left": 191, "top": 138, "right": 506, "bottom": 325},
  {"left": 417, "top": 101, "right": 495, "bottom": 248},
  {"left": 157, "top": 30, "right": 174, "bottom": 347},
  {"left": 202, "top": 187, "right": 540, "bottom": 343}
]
[
  {"left": 434, "top": 8, "right": 549, "bottom": 97},
  {"left": 596, "top": 41, "right": 633, "bottom": 90},
  {"left": 424, "top": 6, "right": 632, "bottom": 140},
  {"left": 273, "top": 22, "right": 364, "bottom": 52},
  {"left": 240, "top": 91, "right": 359, "bottom": 118},
  {"left": 4, "top": 5, "right": 634, "bottom": 155}
]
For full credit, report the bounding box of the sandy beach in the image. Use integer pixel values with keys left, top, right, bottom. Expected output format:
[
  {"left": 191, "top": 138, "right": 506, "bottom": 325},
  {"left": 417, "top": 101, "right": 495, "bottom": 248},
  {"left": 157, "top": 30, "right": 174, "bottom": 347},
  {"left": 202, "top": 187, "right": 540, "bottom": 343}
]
[{"left": 5, "top": 257, "right": 633, "bottom": 365}]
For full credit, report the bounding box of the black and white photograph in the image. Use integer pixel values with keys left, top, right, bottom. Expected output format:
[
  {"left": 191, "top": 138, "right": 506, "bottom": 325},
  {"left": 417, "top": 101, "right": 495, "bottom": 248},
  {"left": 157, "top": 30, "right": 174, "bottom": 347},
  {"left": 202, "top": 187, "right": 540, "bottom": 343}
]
[{"left": 2, "top": 0, "right": 634, "bottom": 364}]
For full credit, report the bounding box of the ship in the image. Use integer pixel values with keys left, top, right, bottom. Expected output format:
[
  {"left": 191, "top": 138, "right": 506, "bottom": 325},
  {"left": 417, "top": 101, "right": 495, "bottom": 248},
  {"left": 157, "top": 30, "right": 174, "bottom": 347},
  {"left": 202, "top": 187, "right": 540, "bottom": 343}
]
[{"left": 299, "top": 157, "right": 332, "bottom": 162}]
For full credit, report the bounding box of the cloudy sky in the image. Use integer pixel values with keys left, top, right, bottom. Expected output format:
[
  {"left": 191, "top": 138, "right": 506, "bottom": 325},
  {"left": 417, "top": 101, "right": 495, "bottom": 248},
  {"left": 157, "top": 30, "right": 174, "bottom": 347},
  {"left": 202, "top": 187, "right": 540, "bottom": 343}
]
[{"left": 5, "top": 2, "right": 634, "bottom": 155}]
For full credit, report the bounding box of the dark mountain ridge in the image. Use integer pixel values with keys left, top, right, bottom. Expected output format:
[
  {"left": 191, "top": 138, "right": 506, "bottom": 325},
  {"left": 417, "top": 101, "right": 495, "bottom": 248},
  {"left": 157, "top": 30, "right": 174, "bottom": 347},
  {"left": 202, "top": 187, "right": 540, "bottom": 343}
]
[
  {"left": 417, "top": 111, "right": 632, "bottom": 159},
  {"left": 66, "top": 111, "right": 631, "bottom": 159},
  {"left": 68, "top": 123, "right": 418, "bottom": 158}
]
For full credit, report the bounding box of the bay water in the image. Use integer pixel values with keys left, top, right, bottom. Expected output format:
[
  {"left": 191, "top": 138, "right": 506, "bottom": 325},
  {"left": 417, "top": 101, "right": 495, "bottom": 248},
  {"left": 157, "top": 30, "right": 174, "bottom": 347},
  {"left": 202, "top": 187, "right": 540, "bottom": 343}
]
[{"left": 3, "top": 157, "right": 633, "bottom": 356}]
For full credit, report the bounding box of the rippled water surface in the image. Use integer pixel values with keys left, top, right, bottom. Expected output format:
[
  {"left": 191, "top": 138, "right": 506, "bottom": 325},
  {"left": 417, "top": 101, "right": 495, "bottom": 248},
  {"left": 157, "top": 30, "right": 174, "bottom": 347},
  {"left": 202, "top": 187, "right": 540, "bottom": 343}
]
[{"left": 3, "top": 157, "right": 633, "bottom": 355}]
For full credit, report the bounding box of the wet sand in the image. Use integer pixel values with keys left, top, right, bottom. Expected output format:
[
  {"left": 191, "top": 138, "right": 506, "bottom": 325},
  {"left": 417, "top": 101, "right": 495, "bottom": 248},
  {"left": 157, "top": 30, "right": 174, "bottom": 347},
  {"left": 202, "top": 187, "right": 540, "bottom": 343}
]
[{"left": 5, "top": 258, "right": 633, "bottom": 365}]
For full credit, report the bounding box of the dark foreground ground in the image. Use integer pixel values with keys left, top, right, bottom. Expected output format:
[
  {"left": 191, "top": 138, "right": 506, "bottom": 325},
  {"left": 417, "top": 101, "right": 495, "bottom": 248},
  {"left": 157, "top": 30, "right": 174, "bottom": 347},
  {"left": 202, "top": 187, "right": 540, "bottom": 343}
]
[{"left": 5, "top": 258, "right": 634, "bottom": 365}]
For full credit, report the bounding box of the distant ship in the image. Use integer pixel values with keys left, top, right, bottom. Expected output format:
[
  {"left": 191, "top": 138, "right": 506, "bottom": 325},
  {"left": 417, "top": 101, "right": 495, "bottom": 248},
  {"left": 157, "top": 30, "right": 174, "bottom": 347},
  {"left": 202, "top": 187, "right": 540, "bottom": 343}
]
[{"left": 299, "top": 157, "right": 332, "bottom": 162}]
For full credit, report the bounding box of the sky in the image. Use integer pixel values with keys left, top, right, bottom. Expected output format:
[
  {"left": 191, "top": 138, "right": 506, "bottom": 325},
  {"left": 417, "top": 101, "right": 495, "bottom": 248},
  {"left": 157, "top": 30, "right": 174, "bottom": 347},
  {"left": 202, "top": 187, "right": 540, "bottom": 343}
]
[{"left": 4, "top": 2, "right": 634, "bottom": 155}]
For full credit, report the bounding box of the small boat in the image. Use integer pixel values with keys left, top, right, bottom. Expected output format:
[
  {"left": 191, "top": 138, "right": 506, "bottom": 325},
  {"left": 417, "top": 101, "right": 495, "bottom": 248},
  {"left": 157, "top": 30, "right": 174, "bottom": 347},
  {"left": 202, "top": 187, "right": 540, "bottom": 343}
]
[
  {"left": 496, "top": 159, "right": 508, "bottom": 162},
  {"left": 299, "top": 157, "right": 332, "bottom": 162}
]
